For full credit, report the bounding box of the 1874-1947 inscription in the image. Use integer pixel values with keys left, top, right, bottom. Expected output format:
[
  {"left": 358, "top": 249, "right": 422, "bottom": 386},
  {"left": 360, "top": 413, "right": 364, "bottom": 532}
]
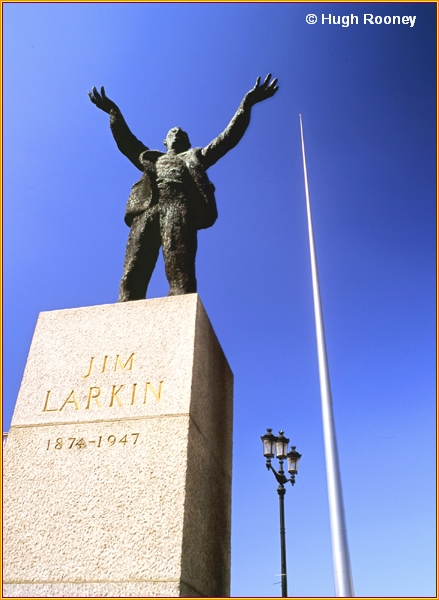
[{"left": 46, "top": 433, "right": 141, "bottom": 451}]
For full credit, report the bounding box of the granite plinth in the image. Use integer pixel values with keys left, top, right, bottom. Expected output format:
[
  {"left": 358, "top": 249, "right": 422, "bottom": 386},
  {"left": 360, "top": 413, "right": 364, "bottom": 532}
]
[{"left": 3, "top": 294, "right": 233, "bottom": 597}]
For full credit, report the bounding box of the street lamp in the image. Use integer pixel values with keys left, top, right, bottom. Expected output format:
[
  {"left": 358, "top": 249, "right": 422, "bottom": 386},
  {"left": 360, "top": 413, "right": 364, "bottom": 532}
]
[{"left": 261, "top": 428, "right": 302, "bottom": 597}]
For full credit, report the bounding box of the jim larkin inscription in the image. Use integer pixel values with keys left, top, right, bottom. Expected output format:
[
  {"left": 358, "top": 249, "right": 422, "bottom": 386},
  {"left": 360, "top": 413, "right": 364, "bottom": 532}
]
[
  {"left": 42, "top": 352, "right": 163, "bottom": 413},
  {"left": 88, "top": 74, "right": 279, "bottom": 300}
]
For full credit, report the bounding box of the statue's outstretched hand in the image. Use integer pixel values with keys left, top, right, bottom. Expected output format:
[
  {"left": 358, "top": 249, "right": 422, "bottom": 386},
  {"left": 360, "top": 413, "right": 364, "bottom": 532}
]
[
  {"left": 88, "top": 86, "right": 117, "bottom": 114},
  {"left": 244, "top": 74, "right": 279, "bottom": 107}
]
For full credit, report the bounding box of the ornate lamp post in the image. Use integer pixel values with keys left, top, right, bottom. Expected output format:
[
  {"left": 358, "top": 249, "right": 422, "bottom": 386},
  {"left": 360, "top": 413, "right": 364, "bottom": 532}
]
[{"left": 261, "top": 428, "right": 302, "bottom": 598}]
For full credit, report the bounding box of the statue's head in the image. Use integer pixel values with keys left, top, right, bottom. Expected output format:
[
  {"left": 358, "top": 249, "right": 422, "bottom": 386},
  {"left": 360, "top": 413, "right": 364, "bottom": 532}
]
[{"left": 164, "top": 127, "right": 191, "bottom": 153}]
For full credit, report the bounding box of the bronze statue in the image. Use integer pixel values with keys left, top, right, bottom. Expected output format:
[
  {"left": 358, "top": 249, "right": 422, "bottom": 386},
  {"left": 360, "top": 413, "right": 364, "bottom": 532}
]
[{"left": 88, "top": 75, "right": 278, "bottom": 300}]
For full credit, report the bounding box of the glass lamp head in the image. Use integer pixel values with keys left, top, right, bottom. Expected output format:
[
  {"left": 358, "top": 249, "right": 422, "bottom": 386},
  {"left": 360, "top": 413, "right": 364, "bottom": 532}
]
[
  {"left": 261, "top": 428, "right": 276, "bottom": 458},
  {"left": 276, "top": 431, "right": 290, "bottom": 459},
  {"left": 287, "top": 446, "right": 302, "bottom": 475}
]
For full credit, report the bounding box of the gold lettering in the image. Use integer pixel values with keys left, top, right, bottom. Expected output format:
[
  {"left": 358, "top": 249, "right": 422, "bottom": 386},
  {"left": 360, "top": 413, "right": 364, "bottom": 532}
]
[
  {"left": 82, "top": 357, "right": 94, "bottom": 378},
  {"left": 114, "top": 353, "right": 135, "bottom": 372},
  {"left": 110, "top": 384, "right": 125, "bottom": 407},
  {"left": 101, "top": 355, "right": 108, "bottom": 373},
  {"left": 144, "top": 381, "right": 163, "bottom": 403},
  {"left": 130, "top": 383, "right": 137, "bottom": 405},
  {"left": 42, "top": 390, "right": 58, "bottom": 412},
  {"left": 86, "top": 387, "right": 102, "bottom": 409},
  {"left": 59, "top": 390, "right": 80, "bottom": 411}
]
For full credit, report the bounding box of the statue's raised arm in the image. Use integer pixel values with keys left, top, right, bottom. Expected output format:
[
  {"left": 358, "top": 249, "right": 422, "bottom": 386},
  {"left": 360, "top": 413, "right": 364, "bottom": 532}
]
[
  {"left": 88, "top": 86, "right": 147, "bottom": 171},
  {"left": 88, "top": 86, "right": 118, "bottom": 114},
  {"left": 244, "top": 73, "right": 279, "bottom": 105},
  {"left": 201, "top": 74, "right": 279, "bottom": 170}
]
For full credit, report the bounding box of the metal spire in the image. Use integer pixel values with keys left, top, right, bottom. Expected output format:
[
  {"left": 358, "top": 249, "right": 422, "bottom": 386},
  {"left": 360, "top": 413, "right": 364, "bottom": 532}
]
[{"left": 299, "top": 114, "right": 354, "bottom": 597}]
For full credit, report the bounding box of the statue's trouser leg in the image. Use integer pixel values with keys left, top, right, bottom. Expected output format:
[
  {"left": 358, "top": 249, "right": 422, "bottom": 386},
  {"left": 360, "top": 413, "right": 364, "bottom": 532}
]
[
  {"left": 158, "top": 184, "right": 198, "bottom": 296},
  {"left": 118, "top": 212, "right": 161, "bottom": 302}
]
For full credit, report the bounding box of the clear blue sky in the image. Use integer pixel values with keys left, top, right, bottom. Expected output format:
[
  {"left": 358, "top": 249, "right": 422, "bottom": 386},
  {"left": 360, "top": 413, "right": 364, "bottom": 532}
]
[{"left": 3, "top": 2, "right": 436, "bottom": 597}]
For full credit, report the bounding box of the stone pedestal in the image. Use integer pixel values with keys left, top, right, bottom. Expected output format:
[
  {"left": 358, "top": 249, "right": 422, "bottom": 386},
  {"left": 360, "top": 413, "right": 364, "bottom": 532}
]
[{"left": 3, "top": 295, "right": 233, "bottom": 597}]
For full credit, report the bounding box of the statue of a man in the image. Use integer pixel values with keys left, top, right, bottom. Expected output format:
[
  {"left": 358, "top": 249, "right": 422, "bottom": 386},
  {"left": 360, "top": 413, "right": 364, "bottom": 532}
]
[{"left": 88, "top": 75, "right": 278, "bottom": 300}]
